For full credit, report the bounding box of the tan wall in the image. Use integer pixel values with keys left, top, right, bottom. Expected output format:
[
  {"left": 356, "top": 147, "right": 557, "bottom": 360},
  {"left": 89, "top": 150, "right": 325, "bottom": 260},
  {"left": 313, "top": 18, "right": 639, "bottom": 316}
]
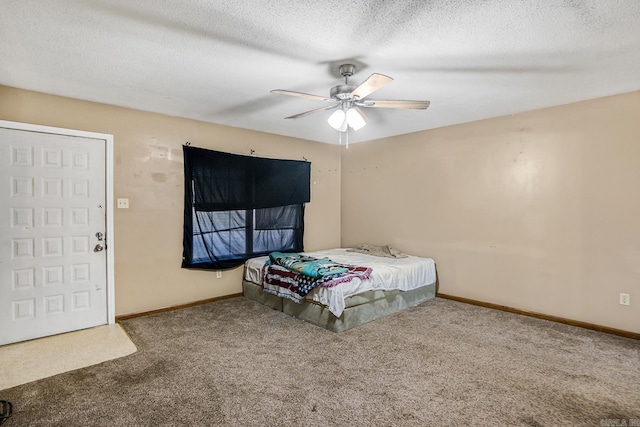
[
  {"left": 342, "top": 91, "right": 640, "bottom": 334},
  {"left": 3, "top": 85, "right": 638, "bottom": 333},
  {"left": 0, "top": 86, "right": 341, "bottom": 316}
]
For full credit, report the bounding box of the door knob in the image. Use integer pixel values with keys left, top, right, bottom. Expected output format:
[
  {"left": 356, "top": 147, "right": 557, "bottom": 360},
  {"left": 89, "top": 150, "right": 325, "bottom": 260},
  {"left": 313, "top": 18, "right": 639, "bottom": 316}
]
[{"left": 94, "top": 243, "right": 105, "bottom": 252}]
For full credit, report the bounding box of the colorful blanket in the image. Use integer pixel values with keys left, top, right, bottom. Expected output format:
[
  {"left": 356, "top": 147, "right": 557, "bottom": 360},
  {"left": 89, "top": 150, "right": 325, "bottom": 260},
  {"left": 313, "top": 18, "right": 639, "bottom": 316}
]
[
  {"left": 268, "top": 252, "right": 349, "bottom": 278},
  {"left": 262, "top": 252, "right": 372, "bottom": 304}
]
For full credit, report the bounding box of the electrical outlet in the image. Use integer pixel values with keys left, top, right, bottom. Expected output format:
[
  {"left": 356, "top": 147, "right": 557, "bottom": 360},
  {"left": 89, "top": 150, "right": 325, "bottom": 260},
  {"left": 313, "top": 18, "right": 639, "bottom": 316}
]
[
  {"left": 216, "top": 270, "right": 223, "bottom": 279},
  {"left": 619, "top": 293, "right": 630, "bottom": 306},
  {"left": 117, "top": 198, "right": 129, "bottom": 209}
]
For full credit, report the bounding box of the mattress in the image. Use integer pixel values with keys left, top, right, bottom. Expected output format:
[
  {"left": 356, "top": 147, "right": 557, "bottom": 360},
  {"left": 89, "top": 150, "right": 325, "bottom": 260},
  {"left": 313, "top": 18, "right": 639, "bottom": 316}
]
[{"left": 243, "top": 248, "right": 437, "bottom": 317}]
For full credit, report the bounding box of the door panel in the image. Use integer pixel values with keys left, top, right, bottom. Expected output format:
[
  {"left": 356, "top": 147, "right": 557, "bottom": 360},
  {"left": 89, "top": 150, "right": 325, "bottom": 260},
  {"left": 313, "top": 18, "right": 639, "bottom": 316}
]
[{"left": 0, "top": 128, "right": 107, "bottom": 345}]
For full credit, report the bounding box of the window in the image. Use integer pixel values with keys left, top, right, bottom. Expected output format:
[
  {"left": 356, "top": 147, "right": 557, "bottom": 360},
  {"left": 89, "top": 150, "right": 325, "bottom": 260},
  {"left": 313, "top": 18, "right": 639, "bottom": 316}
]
[
  {"left": 190, "top": 205, "right": 304, "bottom": 264},
  {"left": 182, "top": 146, "right": 310, "bottom": 269}
]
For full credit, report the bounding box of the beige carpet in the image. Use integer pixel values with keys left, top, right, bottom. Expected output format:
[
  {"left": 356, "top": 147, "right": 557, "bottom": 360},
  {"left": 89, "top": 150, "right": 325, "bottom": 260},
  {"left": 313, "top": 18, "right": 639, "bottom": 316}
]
[
  {"left": 1, "top": 297, "right": 638, "bottom": 426},
  {"left": 0, "top": 324, "right": 137, "bottom": 390}
]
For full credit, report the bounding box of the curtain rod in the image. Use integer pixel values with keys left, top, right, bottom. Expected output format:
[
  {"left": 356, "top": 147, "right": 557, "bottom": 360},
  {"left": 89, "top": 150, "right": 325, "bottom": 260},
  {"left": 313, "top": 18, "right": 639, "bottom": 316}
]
[{"left": 184, "top": 142, "right": 309, "bottom": 162}]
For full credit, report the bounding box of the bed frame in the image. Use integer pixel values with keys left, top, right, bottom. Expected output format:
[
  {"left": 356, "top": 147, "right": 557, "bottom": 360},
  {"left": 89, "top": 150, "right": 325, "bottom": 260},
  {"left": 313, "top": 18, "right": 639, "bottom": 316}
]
[{"left": 242, "top": 279, "right": 436, "bottom": 333}]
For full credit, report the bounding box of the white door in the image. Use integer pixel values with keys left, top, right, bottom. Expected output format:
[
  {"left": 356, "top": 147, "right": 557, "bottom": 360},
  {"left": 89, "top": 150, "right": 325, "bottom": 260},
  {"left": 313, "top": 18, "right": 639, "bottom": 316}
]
[{"left": 0, "top": 126, "right": 108, "bottom": 345}]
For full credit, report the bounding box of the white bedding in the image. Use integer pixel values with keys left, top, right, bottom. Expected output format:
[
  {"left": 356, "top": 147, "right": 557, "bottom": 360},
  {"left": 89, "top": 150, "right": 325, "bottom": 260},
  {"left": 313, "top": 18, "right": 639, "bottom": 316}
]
[{"left": 243, "top": 248, "right": 436, "bottom": 317}]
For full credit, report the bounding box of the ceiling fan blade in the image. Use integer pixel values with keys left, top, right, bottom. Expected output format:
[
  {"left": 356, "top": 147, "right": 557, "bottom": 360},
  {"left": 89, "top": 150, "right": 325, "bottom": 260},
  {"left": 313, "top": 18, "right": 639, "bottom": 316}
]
[
  {"left": 358, "top": 99, "right": 430, "bottom": 110},
  {"left": 284, "top": 104, "right": 339, "bottom": 119},
  {"left": 271, "top": 89, "right": 333, "bottom": 102},
  {"left": 350, "top": 73, "right": 393, "bottom": 100}
]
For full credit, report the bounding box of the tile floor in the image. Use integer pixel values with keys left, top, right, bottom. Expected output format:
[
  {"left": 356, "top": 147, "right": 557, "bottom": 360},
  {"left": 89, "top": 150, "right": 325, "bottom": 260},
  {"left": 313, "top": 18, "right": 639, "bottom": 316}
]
[{"left": 0, "top": 324, "right": 137, "bottom": 390}]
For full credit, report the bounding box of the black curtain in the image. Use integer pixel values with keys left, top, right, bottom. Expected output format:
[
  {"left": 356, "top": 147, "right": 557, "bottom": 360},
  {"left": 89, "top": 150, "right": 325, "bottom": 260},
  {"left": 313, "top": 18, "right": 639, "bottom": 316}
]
[{"left": 182, "top": 146, "right": 310, "bottom": 269}]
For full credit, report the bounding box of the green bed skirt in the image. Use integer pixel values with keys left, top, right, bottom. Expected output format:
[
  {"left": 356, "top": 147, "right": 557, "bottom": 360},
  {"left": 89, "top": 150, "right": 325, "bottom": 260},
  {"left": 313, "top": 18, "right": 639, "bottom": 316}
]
[{"left": 242, "top": 280, "right": 436, "bottom": 333}]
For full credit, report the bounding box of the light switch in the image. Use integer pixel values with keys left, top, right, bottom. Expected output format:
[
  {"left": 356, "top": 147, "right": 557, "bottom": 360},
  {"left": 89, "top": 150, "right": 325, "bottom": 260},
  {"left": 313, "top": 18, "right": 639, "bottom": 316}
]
[{"left": 117, "top": 198, "right": 129, "bottom": 209}]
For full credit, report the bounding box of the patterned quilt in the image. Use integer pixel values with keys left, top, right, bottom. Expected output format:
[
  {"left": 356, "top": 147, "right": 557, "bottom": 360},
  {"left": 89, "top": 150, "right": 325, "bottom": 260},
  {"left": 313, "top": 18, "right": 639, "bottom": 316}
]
[
  {"left": 268, "top": 252, "right": 349, "bottom": 278},
  {"left": 261, "top": 252, "right": 372, "bottom": 304}
]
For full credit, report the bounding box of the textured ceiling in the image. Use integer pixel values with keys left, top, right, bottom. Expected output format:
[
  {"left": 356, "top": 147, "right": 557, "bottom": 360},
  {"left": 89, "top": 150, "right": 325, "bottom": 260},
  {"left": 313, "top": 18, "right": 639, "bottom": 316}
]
[{"left": 1, "top": 0, "right": 640, "bottom": 145}]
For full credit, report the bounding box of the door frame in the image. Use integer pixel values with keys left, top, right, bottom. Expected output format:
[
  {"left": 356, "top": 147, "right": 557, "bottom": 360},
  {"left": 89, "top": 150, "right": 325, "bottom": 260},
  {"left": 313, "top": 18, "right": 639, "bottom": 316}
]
[{"left": 0, "top": 119, "right": 115, "bottom": 325}]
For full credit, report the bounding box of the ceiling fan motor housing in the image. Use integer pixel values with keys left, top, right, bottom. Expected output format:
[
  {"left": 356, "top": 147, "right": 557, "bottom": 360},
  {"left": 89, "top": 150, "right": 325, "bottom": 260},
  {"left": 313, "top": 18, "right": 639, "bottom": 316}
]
[{"left": 330, "top": 84, "right": 357, "bottom": 100}]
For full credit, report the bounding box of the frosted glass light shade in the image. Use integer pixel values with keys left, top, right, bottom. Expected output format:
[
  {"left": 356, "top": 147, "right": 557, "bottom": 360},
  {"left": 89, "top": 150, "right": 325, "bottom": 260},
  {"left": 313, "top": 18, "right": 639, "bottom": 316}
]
[
  {"left": 328, "top": 109, "right": 347, "bottom": 131},
  {"left": 346, "top": 108, "right": 366, "bottom": 131}
]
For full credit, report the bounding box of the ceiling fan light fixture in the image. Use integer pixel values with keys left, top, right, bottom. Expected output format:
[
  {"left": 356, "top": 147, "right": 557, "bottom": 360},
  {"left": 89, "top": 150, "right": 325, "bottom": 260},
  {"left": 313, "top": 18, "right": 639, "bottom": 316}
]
[
  {"left": 346, "top": 108, "right": 366, "bottom": 131},
  {"left": 328, "top": 109, "right": 347, "bottom": 131}
]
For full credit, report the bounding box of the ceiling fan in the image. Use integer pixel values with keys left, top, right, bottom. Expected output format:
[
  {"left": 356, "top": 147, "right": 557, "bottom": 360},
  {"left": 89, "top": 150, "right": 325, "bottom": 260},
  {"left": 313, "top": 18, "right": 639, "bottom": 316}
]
[{"left": 271, "top": 64, "right": 430, "bottom": 135}]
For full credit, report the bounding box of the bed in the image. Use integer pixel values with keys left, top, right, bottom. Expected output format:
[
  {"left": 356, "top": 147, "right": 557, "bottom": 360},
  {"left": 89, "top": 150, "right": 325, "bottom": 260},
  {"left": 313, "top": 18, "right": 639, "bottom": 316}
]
[{"left": 242, "top": 248, "right": 437, "bottom": 332}]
